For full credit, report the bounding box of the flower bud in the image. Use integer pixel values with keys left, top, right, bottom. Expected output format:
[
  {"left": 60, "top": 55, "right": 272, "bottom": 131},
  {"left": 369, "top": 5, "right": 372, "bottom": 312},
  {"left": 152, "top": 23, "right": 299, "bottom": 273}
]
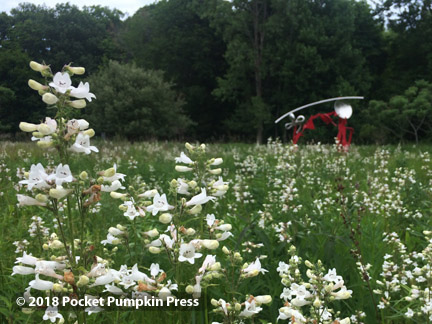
[
  {"left": 185, "top": 142, "right": 194, "bottom": 151},
  {"left": 170, "top": 179, "right": 178, "bottom": 187},
  {"left": 159, "top": 213, "right": 172, "bottom": 224},
  {"left": 19, "top": 122, "right": 38, "bottom": 132},
  {"left": 186, "top": 228, "right": 196, "bottom": 236},
  {"left": 28, "top": 79, "right": 48, "bottom": 91},
  {"left": 104, "top": 167, "right": 116, "bottom": 177},
  {"left": 210, "top": 299, "right": 218, "bottom": 307},
  {"left": 68, "top": 99, "right": 86, "bottom": 109},
  {"left": 255, "top": 295, "right": 272, "bottom": 304},
  {"left": 175, "top": 165, "right": 193, "bottom": 172},
  {"left": 235, "top": 303, "right": 241, "bottom": 311},
  {"left": 222, "top": 246, "right": 230, "bottom": 254},
  {"left": 29, "top": 61, "right": 49, "bottom": 72},
  {"left": 243, "top": 269, "right": 259, "bottom": 278},
  {"left": 217, "top": 224, "right": 232, "bottom": 231},
  {"left": 110, "top": 192, "right": 127, "bottom": 200},
  {"left": 35, "top": 194, "right": 48, "bottom": 203},
  {"left": 149, "top": 246, "right": 161, "bottom": 254},
  {"left": 202, "top": 239, "right": 219, "bottom": 250},
  {"left": 188, "top": 180, "right": 197, "bottom": 189},
  {"left": 209, "top": 168, "right": 222, "bottom": 175},
  {"left": 83, "top": 129, "right": 95, "bottom": 138},
  {"left": 212, "top": 158, "right": 223, "bottom": 166},
  {"left": 37, "top": 123, "right": 53, "bottom": 135},
  {"left": 209, "top": 262, "right": 221, "bottom": 271},
  {"left": 79, "top": 171, "right": 88, "bottom": 180},
  {"left": 37, "top": 140, "right": 53, "bottom": 148},
  {"left": 51, "top": 240, "right": 64, "bottom": 249},
  {"left": 305, "top": 260, "right": 313, "bottom": 268},
  {"left": 52, "top": 283, "right": 63, "bottom": 292},
  {"left": 185, "top": 285, "right": 194, "bottom": 294},
  {"left": 313, "top": 297, "right": 321, "bottom": 307},
  {"left": 66, "top": 66, "right": 85, "bottom": 75},
  {"left": 42, "top": 93, "right": 58, "bottom": 105},
  {"left": 144, "top": 229, "right": 159, "bottom": 238},
  {"left": 49, "top": 187, "right": 72, "bottom": 199},
  {"left": 188, "top": 204, "right": 202, "bottom": 215},
  {"left": 117, "top": 224, "right": 126, "bottom": 231},
  {"left": 42, "top": 243, "right": 49, "bottom": 250}
]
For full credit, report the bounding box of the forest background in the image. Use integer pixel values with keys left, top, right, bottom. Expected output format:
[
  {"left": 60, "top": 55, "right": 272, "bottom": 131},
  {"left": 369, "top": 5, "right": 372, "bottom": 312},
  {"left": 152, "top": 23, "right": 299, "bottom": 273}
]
[{"left": 1, "top": 0, "right": 432, "bottom": 144}]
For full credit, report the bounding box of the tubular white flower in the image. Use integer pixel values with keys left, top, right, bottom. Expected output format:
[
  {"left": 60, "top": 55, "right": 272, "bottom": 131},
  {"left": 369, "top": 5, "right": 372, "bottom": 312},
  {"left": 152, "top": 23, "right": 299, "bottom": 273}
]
[
  {"left": 49, "top": 72, "right": 73, "bottom": 93},
  {"left": 15, "top": 252, "right": 38, "bottom": 266},
  {"left": 47, "top": 164, "right": 73, "bottom": 186},
  {"left": 239, "top": 300, "right": 262, "bottom": 318},
  {"left": 29, "top": 274, "right": 54, "bottom": 291},
  {"left": 19, "top": 163, "right": 49, "bottom": 190},
  {"left": 101, "top": 233, "right": 120, "bottom": 245},
  {"left": 43, "top": 306, "right": 64, "bottom": 323},
  {"left": 70, "top": 82, "right": 96, "bottom": 101},
  {"left": 102, "top": 180, "right": 125, "bottom": 192},
  {"left": 146, "top": 193, "right": 173, "bottom": 216},
  {"left": 123, "top": 201, "right": 139, "bottom": 220},
  {"left": 12, "top": 265, "right": 36, "bottom": 276},
  {"left": 17, "top": 194, "right": 46, "bottom": 207},
  {"left": 175, "top": 152, "right": 194, "bottom": 164},
  {"left": 103, "top": 284, "right": 125, "bottom": 295},
  {"left": 178, "top": 243, "right": 202, "bottom": 264},
  {"left": 70, "top": 133, "right": 98, "bottom": 155},
  {"left": 185, "top": 188, "right": 215, "bottom": 207}
]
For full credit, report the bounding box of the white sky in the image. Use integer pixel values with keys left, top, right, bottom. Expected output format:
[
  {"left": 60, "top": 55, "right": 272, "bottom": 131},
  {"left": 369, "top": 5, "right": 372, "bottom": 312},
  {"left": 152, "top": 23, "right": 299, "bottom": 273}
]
[{"left": 0, "top": 0, "right": 157, "bottom": 17}]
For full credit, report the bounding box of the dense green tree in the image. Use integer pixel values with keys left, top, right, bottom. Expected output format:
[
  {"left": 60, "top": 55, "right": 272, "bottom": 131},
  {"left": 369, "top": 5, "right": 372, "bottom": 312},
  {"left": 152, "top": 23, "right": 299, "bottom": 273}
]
[
  {"left": 366, "top": 80, "right": 432, "bottom": 143},
  {"left": 121, "top": 0, "right": 227, "bottom": 140},
  {"left": 84, "top": 61, "right": 192, "bottom": 139},
  {"left": 375, "top": 0, "right": 432, "bottom": 98},
  {"left": 2, "top": 3, "right": 125, "bottom": 72}
]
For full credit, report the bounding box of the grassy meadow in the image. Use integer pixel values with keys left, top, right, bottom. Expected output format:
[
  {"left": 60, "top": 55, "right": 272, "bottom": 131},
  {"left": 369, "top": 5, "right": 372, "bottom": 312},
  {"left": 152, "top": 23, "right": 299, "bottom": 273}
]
[{"left": 0, "top": 140, "right": 431, "bottom": 323}]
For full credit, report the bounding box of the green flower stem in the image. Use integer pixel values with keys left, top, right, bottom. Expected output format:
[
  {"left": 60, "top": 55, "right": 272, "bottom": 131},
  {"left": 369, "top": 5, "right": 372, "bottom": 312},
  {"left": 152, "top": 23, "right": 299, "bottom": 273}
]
[{"left": 66, "top": 196, "right": 76, "bottom": 267}]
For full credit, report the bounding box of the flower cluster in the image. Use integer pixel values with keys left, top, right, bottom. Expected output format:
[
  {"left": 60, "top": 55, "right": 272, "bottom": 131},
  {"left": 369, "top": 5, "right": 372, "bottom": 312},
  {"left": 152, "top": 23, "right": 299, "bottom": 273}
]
[
  {"left": 374, "top": 231, "right": 432, "bottom": 321},
  {"left": 277, "top": 246, "right": 355, "bottom": 323}
]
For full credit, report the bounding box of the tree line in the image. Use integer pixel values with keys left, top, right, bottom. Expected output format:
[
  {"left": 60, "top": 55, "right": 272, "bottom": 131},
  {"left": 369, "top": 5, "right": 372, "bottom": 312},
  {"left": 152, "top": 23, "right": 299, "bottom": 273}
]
[{"left": 1, "top": 0, "right": 432, "bottom": 144}]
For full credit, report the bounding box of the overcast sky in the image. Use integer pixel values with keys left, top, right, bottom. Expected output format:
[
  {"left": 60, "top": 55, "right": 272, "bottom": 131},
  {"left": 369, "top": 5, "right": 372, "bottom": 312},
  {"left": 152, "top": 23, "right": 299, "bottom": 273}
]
[{"left": 1, "top": 0, "right": 157, "bottom": 17}]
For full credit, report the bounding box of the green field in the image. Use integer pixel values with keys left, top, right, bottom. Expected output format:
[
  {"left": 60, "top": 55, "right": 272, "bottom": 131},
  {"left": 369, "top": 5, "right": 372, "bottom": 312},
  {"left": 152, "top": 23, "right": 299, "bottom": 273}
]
[{"left": 1, "top": 141, "right": 431, "bottom": 323}]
